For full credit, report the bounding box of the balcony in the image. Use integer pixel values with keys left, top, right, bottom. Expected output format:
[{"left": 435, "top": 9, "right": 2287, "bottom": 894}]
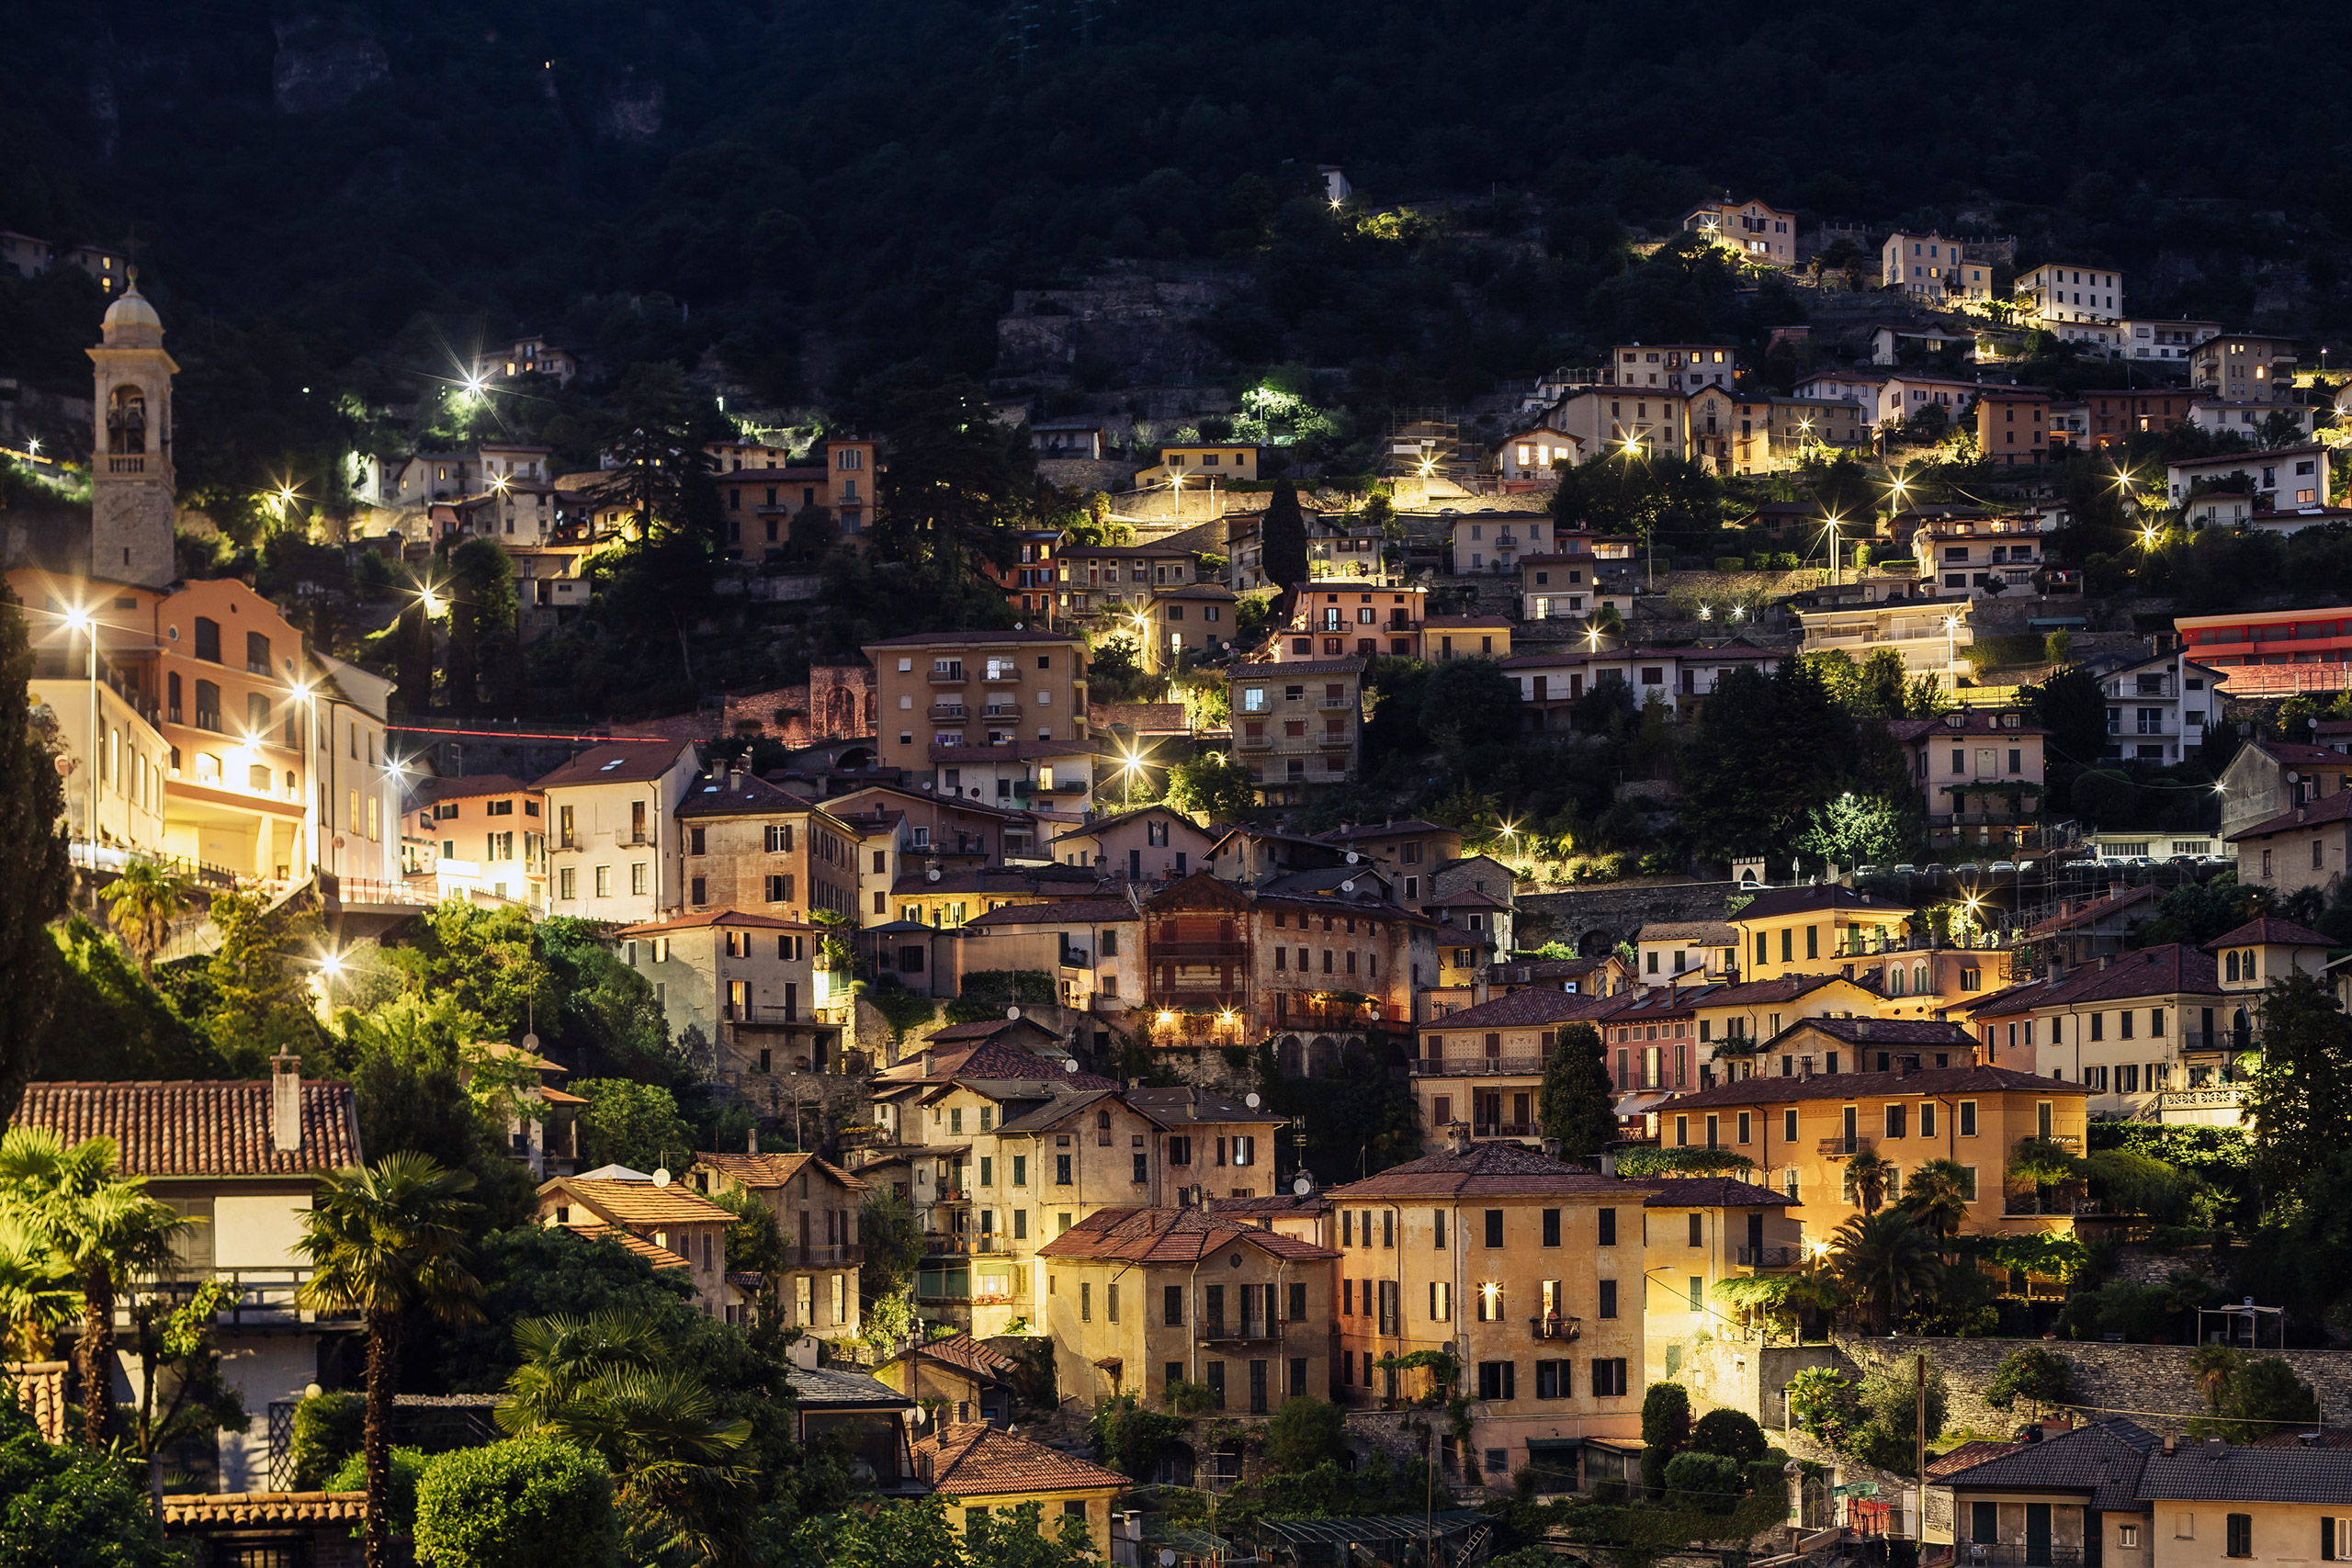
[
  {"left": 1316, "top": 732, "right": 1353, "bottom": 749},
  {"left": 1410, "top": 1055, "right": 1548, "bottom": 1077},
  {"left": 979, "top": 666, "right": 1021, "bottom": 683},
  {"left": 1474, "top": 1122, "right": 1534, "bottom": 1139},
  {"left": 929, "top": 704, "right": 968, "bottom": 721},
  {"left": 786, "top": 1243, "right": 865, "bottom": 1269},
  {"left": 119, "top": 1267, "right": 357, "bottom": 1328},
  {"left": 1237, "top": 733, "right": 1272, "bottom": 750},
  {"left": 1736, "top": 1246, "right": 1805, "bottom": 1269},
  {"left": 981, "top": 704, "right": 1022, "bottom": 719},
  {"left": 926, "top": 668, "right": 967, "bottom": 684},
  {"left": 1951, "top": 1548, "right": 2085, "bottom": 1568},
  {"left": 1321, "top": 697, "right": 1356, "bottom": 708},
  {"left": 1529, "top": 1316, "right": 1582, "bottom": 1342},
  {"left": 1197, "top": 1319, "right": 1281, "bottom": 1345},
  {"left": 1819, "top": 1136, "right": 1873, "bottom": 1159},
  {"left": 1153, "top": 941, "right": 1250, "bottom": 959}
]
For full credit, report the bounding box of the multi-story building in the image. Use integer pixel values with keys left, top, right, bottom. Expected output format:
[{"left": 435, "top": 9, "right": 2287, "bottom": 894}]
[
  {"left": 1680, "top": 197, "right": 1797, "bottom": 265},
  {"left": 1057, "top": 542, "right": 1209, "bottom": 625},
  {"left": 2165, "top": 445, "right": 2333, "bottom": 513},
  {"left": 711, "top": 437, "right": 884, "bottom": 550},
  {"left": 1496, "top": 426, "right": 1586, "bottom": 484},
  {"left": 1228, "top": 657, "right": 1363, "bottom": 801},
  {"left": 1135, "top": 582, "right": 1238, "bottom": 673},
  {"left": 1516, "top": 546, "right": 1634, "bottom": 625},
  {"left": 2097, "top": 649, "right": 2222, "bottom": 764},
  {"left": 1447, "top": 513, "right": 1556, "bottom": 575},
  {"left": 1974, "top": 389, "right": 2050, "bottom": 467},
  {"left": 910, "top": 1425, "right": 1132, "bottom": 1560},
  {"left": 1635, "top": 922, "right": 1736, "bottom": 985},
  {"left": 1885, "top": 708, "right": 2049, "bottom": 834},
  {"left": 1715, "top": 395, "right": 1868, "bottom": 473},
  {"left": 538, "top": 740, "right": 703, "bottom": 923},
  {"left": 1048, "top": 805, "right": 1216, "bottom": 884},
  {"left": 1136, "top": 872, "right": 1433, "bottom": 1060},
  {"left": 2177, "top": 602, "right": 2352, "bottom": 699},
  {"left": 1538, "top": 387, "right": 1689, "bottom": 465},
  {"left": 677, "top": 768, "right": 860, "bottom": 924},
  {"left": 868, "top": 629, "right": 1090, "bottom": 779},
  {"left": 2214, "top": 738, "right": 2346, "bottom": 841},
  {"left": 2071, "top": 388, "right": 2197, "bottom": 446},
  {"left": 1729, "top": 885, "right": 1915, "bottom": 987},
  {"left": 2230, "top": 790, "right": 2352, "bottom": 904},
  {"left": 1316, "top": 818, "right": 1465, "bottom": 915},
  {"left": 490, "top": 336, "right": 577, "bottom": 385},
  {"left": 829, "top": 785, "right": 1044, "bottom": 897},
  {"left": 408, "top": 773, "right": 547, "bottom": 907},
  {"left": 1408, "top": 988, "right": 1620, "bottom": 1149},
  {"left": 536, "top": 1170, "right": 733, "bottom": 1315},
  {"left": 1909, "top": 513, "right": 2047, "bottom": 595},
  {"left": 2120, "top": 317, "right": 2222, "bottom": 363},
  {"left": 2188, "top": 399, "right": 2319, "bottom": 443},
  {"left": 23, "top": 592, "right": 169, "bottom": 861},
  {"left": 687, "top": 1151, "right": 867, "bottom": 1337},
  {"left": 1882, "top": 233, "right": 1997, "bottom": 301},
  {"left": 1136, "top": 441, "right": 1261, "bottom": 488},
  {"left": 1661, "top": 1062, "right": 2089, "bottom": 1232},
  {"left": 616, "top": 908, "right": 842, "bottom": 1081},
  {"left": 2018, "top": 262, "right": 2123, "bottom": 323},
  {"left": 1037, "top": 1205, "right": 1337, "bottom": 1421},
  {"left": 14, "top": 1066, "right": 364, "bottom": 1493},
  {"left": 1327, "top": 1139, "right": 1666, "bottom": 1487},
  {"left": 2189, "top": 333, "right": 2299, "bottom": 400},
  {"left": 1794, "top": 595, "right": 1973, "bottom": 681},
  {"left": 988, "top": 528, "right": 1065, "bottom": 622},
  {"left": 1605, "top": 344, "right": 1737, "bottom": 390},
  {"left": 1424, "top": 615, "right": 1511, "bottom": 660},
  {"left": 1267, "top": 582, "right": 1429, "bottom": 660},
  {"left": 1498, "top": 645, "right": 1781, "bottom": 729},
  {"left": 957, "top": 897, "right": 1142, "bottom": 1015}
]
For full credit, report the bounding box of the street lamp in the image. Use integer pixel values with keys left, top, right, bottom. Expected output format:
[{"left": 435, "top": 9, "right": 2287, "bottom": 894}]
[
  {"left": 291, "top": 677, "right": 321, "bottom": 875},
  {"left": 63, "top": 605, "right": 96, "bottom": 865},
  {"left": 1824, "top": 514, "right": 1843, "bottom": 589}
]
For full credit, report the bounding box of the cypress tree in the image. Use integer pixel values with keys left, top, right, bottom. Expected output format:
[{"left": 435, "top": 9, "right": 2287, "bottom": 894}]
[
  {"left": 1262, "top": 478, "right": 1308, "bottom": 612},
  {"left": 1538, "top": 1021, "right": 1616, "bottom": 1161},
  {"left": 0, "top": 582, "right": 71, "bottom": 1126}
]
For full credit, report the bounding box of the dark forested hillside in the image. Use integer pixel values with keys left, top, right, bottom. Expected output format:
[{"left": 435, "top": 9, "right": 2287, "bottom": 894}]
[{"left": 6, "top": 0, "right": 2351, "bottom": 404}]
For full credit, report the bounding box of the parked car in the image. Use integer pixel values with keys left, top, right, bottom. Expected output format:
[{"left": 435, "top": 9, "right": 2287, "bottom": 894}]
[
  {"left": 1893, "top": 863, "right": 1917, "bottom": 876},
  {"left": 1989, "top": 861, "right": 2019, "bottom": 874}
]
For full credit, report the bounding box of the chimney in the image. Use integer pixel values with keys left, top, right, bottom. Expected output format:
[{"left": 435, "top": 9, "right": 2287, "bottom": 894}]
[
  {"left": 269, "top": 1053, "right": 303, "bottom": 1156},
  {"left": 1799, "top": 1056, "right": 1815, "bottom": 1081},
  {"left": 2099, "top": 954, "right": 2111, "bottom": 971},
  {"left": 1854, "top": 1018, "right": 1873, "bottom": 1039},
  {"left": 1198, "top": 1194, "right": 1216, "bottom": 1216},
  {"left": 1542, "top": 1136, "right": 1562, "bottom": 1160},
  {"left": 749, "top": 1122, "right": 760, "bottom": 1155},
  {"left": 1600, "top": 1149, "right": 1617, "bottom": 1179},
  {"left": 2163, "top": 1435, "right": 2177, "bottom": 1457},
  {"left": 1894, "top": 1053, "right": 1916, "bottom": 1078},
  {"left": 1446, "top": 1124, "right": 1472, "bottom": 1156}
]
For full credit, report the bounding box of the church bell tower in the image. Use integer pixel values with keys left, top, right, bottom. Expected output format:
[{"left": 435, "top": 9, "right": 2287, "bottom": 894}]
[{"left": 86, "top": 274, "right": 178, "bottom": 588}]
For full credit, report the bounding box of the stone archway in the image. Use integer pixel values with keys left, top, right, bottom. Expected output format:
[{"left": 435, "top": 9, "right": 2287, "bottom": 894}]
[
  {"left": 1307, "top": 1035, "right": 1340, "bottom": 1078},
  {"left": 1277, "top": 1034, "right": 1305, "bottom": 1077},
  {"left": 1577, "top": 927, "right": 1618, "bottom": 958}
]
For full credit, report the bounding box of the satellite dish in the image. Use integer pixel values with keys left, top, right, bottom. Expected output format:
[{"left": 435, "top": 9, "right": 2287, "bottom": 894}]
[
  {"left": 1063, "top": 1058, "right": 1079, "bottom": 1074},
  {"left": 1292, "top": 1176, "right": 1312, "bottom": 1197},
  {"left": 2288, "top": 772, "right": 2301, "bottom": 784},
  {"left": 521, "top": 1032, "right": 540, "bottom": 1053},
  {"left": 1341, "top": 879, "right": 1355, "bottom": 893},
  {"left": 1245, "top": 1092, "right": 1261, "bottom": 1109},
  {"left": 651, "top": 1168, "right": 672, "bottom": 1188},
  {"left": 927, "top": 867, "right": 942, "bottom": 882},
  {"left": 1006, "top": 1006, "right": 1022, "bottom": 1020},
  {"left": 1162, "top": 1551, "right": 1179, "bottom": 1567},
  {"left": 1345, "top": 851, "right": 1360, "bottom": 863}
]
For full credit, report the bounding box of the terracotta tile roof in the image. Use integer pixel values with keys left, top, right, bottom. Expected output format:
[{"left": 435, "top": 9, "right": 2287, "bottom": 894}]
[
  {"left": 2207, "top": 917, "right": 2335, "bottom": 951},
  {"left": 161, "top": 1492, "right": 368, "bottom": 1527},
  {"left": 865, "top": 628, "right": 1083, "bottom": 647},
  {"left": 1640, "top": 921, "right": 1738, "bottom": 945},
  {"left": 1207, "top": 1192, "right": 1332, "bottom": 1218},
  {"left": 963, "top": 898, "right": 1138, "bottom": 929},
  {"left": 1690, "top": 973, "right": 1851, "bottom": 1009},
  {"left": 614, "top": 908, "right": 817, "bottom": 936},
  {"left": 4, "top": 1360, "right": 66, "bottom": 1442},
  {"left": 413, "top": 773, "right": 538, "bottom": 804},
  {"left": 561, "top": 1223, "right": 690, "bottom": 1269},
  {"left": 1955, "top": 977, "right": 2056, "bottom": 1021},
  {"left": 1662, "top": 1064, "right": 2076, "bottom": 1110},
  {"left": 877, "top": 1040, "right": 1118, "bottom": 1091},
  {"left": 1121, "top": 1087, "right": 1283, "bottom": 1127},
  {"left": 2025, "top": 883, "right": 2157, "bottom": 938},
  {"left": 1036, "top": 1206, "right": 1340, "bottom": 1263},
  {"left": 1763, "top": 1017, "right": 1981, "bottom": 1049},
  {"left": 2032, "top": 942, "right": 2220, "bottom": 1004},
  {"left": 1328, "top": 1141, "right": 1651, "bottom": 1201},
  {"left": 899, "top": 1331, "right": 1023, "bottom": 1383},
  {"left": 926, "top": 1020, "right": 1053, "bottom": 1044},
  {"left": 1488, "top": 955, "right": 1614, "bottom": 985},
  {"left": 1885, "top": 713, "right": 2049, "bottom": 740},
  {"left": 1640, "top": 1177, "right": 1794, "bottom": 1209},
  {"left": 1732, "top": 885, "right": 1915, "bottom": 922},
  {"left": 2228, "top": 786, "right": 2352, "bottom": 841},
  {"left": 533, "top": 740, "right": 696, "bottom": 789},
  {"left": 693, "top": 1151, "right": 868, "bottom": 1193},
  {"left": 12, "top": 1079, "right": 362, "bottom": 1177},
  {"left": 1318, "top": 819, "right": 1458, "bottom": 842},
  {"left": 542, "top": 1176, "right": 733, "bottom": 1228},
  {"left": 1929, "top": 1440, "right": 2028, "bottom": 1478},
  {"left": 675, "top": 772, "right": 827, "bottom": 818},
  {"left": 1235, "top": 657, "right": 1366, "bottom": 676},
  {"left": 1418, "top": 989, "right": 1618, "bottom": 1032},
  {"left": 915, "top": 1422, "right": 1131, "bottom": 1495}
]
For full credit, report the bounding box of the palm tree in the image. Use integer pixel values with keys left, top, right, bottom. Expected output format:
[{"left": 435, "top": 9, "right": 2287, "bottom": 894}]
[
  {"left": 1829, "top": 1210, "right": 1939, "bottom": 1334},
  {"left": 100, "top": 857, "right": 194, "bottom": 979},
  {"left": 495, "top": 1309, "right": 752, "bottom": 1562},
  {"left": 1899, "top": 1159, "right": 1975, "bottom": 1248},
  {"left": 0, "top": 1215, "right": 77, "bottom": 1359},
  {"left": 0, "top": 1128, "right": 184, "bottom": 1447},
  {"left": 295, "top": 1154, "right": 481, "bottom": 1568},
  {"left": 1844, "top": 1148, "right": 1895, "bottom": 1214}
]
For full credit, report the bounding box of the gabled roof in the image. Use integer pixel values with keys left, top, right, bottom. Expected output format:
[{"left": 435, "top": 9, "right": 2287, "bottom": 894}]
[
  {"left": 1317, "top": 819, "right": 1459, "bottom": 843},
  {"left": 1418, "top": 988, "right": 1618, "bottom": 1032},
  {"left": 692, "top": 1151, "right": 868, "bottom": 1193},
  {"left": 413, "top": 773, "right": 538, "bottom": 805},
  {"left": 865, "top": 628, "right": 1083, "bottom": 647},
  {"left": 1762, "top": 1017, "right": 1980, "bottom": 1050},
  {"left": 534, "top": 741, "right": 697, "bottom": 790},
  {"left": 1235, "top": 658, "right": 1367, "bottom": 677},
  {"left": 1050, "top": 805, "right": 1216, "bottom": 843},
  {"left": 2207, "top": 917, "right": 2334, "bottom": 950},
  {"left": 1885, "top": 713, "right": 2049, "bottom": 741},
  {"left": 562, "top": 1223, "right": 691, "bottom": 1269},
  {"left": 1329, "top": 1141, "right": 1648, "bottom": 1201},
  {"left": 1121, "top": 1087, "right": 1283, "bottom": 1128},
  {"left": 2032, "top": 942, "right": 2219, "bottom": 1004},
  {"left": 1936, "top": 1418, "right": 2161, "bottom": 1512},
  {"left": 1037, "top": 1206, "right": 1340, "bottom": 1263},
  {"left": 2228, "top": 786, "right": 2352, "bottom": 842},
  {"left": 962, "top": 898, "right": 1138, "bottom": 929},
  {"left": 541, "top": 1175, "right": 733, "bottom": 1227},
  {"left": 887, "top": 1330, "right": 1023, "bottom": 1385},
  {"left": 786, "top": 1364, "right": 915, "bottom": 1411},
  {"left": 675, "top": 772, "right": 827, "bottom": 818},
  {"left": 1661, "top": 1064, "right": 2076, "bottom": 1110},
  {"left": 1639, "top": 921, "right": 1737, "bottom": 945},
  {"left": 2025, "top": 883, "right": 2158, "bottom": 938},
  {"left": 1640, "top": 1177, "right": 1792, "bottom": 1209},
  {"left": 615, "top": 908, "right": 817, "bottom": 937},
  {"left": 1690, "top": 973, "right": 1855, "bottom": 1010},
  {"left": 13, "top": 1079, "right": 362, "bottom": 1178},
  {"left": 1732, "top": 885, "right": 1914, "bottom": 922},
  {"left": 914, "top": 1423, "right": 1130, "bottom": 1495},
  {"left": 2139, "top": 1441, "right": 2352, "bottom": 1504},
  {"left": 993, "top": 1088, "right": 1124, "bottom": 1134}
]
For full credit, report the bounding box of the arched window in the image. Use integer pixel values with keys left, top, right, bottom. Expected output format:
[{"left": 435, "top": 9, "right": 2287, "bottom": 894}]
[
  {"left": 2225, "top": 952, "right": 2240, "bottom": 983},
  {"left": 107, "top": 385, "right": 147, "bottom": 455}
]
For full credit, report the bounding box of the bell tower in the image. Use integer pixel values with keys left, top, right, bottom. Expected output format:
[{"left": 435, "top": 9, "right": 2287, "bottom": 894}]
[{"left": 85, "top": 273, "right": 178, "bottom": 588}]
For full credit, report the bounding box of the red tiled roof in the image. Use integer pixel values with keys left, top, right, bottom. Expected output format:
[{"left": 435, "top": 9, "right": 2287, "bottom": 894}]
[
  {"left": 1692, "top": 973, "right": 1852, "bottom": 1009},
  {"left": 675, "top": 772, "right": 827, "bottom": 818},
  {"left": 2227, "top": 787, "right": 2352, "bottom": 842},
  {"left": 880, "top": 1039, "right": 1118, "bottom": 1090},
  {"left": 915, "top": 1423, "right": 1131, "bottom": 1495},
  {"left": 1764, "top": 1017, "right": 1981, "bottom": 1049},
  {"left": 615, "top": 908, "right": 818, "bottom": 936},
  {"left": 562, "top": 1223, "right": 691, "bottom": 1269},
  {"left": 1037, "top": 1206, "right": 1339, "bottom": 1263},
  {"left": 963, "top": 898, "right": 1137, "bottom": 930},
  {"left": 2025, "top": 884, "right": 2157, "bottom": 938},
  {"left": 1929, "top": 1441, "right": 2028, "bottom": 1478},
  {"left": 1329, "top": 1141, "right": 1650, "bottom": 1200},
  {"left": 1318, "top": 819, "right": 1458, "bottom": 842},
  {"left": 1641, "top": 1177, "right": 1794, "bottom": 1209},
  {"left": 1661, "top": 1064, "right": 2076, "bottom": 1110},
  {"left": 533, "top": 740, "right": 698, "bottom": 789},
  {"left": 2206, "top": 917, "right": 2335, "bottom": 951},
  {"left": 2032, "top": 942, "right": 2220, "bottom": 1004},
  {"left": 898, "top": 1331, "right": 1023, "bottom": 1382},
  {"left": 12, "top": 1079, "right": 362, "bottom": 1177},
  {"left": 542, "top": 1176, "right": 733, "bottom": 1227},
  {"left": 161, "top": 1492, "right": 368, "bottom": 1527},
  {"left": 693, "top": 1151, "right": 868, "bottom": 1192},
  {"left": 1419, "top": 989, "right": 1618, "bottom": 1032}
]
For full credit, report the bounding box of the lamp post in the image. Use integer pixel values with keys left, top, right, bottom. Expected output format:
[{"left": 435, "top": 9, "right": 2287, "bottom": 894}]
[
  {"left": 63, "top": 606, "right": 96, "bottom": 865},
  {"left": 1825, "top": 514, "right": 1842, "bottom": 590},
  {"left": 291, "top": 677, "right": 321, "bottom": 879}
]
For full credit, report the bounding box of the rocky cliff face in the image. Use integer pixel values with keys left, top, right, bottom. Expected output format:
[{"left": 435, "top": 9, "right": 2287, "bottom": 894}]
[{"left": 272, "top": 17, "right": 391, "bottom": 116}]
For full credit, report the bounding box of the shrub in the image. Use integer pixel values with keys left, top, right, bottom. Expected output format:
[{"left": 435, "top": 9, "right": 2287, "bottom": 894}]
[
  {"left": 290, "top": 1391, "right": 364, "bottom": 1489},
  {"left": 1663, "top": 1450, "right": 1746, "bottom": 1513},
  {"left": 412, "top": 1435, "right": 621, "bottom": 1568},
  {"left": 1687, "top": 1408, "right": 1769, "bottom": 1464},
  {"left": 328, "top": 1446, "right": 431, "bottom": 1539},
  {"left": 1986, "top": 1347, "right": 2073, "bottom": 1413},
  {"left": 1713, "top": 556, "right": 1747, "bottom": 572},
  {"left": 1639, "top": 1382, "right": 1691, "bottom": 1495},
  {"left": 1264, "top": 1395, "right": 1348, "bottom": 1472}
]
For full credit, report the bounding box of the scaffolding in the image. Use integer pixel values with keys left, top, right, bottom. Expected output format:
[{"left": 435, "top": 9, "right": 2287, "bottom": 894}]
[{"left": 1382, "top": 409, "right": 1465, "bottom": 484}]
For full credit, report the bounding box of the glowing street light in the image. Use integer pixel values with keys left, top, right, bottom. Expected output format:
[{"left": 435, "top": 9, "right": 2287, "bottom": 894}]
[{"left": 62, "top": 604, "right": 96, "bottom": 863}]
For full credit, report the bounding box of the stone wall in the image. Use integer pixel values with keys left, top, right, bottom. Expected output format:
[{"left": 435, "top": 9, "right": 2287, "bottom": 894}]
[{"left": 1514, "top": 880, "right": 1741, "bottom": 955}]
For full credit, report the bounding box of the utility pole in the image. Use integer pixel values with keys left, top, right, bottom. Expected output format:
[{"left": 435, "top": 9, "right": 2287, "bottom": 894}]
[{"left": 1914, "top": 1351, "right": 1928, "bottom": 1546}]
